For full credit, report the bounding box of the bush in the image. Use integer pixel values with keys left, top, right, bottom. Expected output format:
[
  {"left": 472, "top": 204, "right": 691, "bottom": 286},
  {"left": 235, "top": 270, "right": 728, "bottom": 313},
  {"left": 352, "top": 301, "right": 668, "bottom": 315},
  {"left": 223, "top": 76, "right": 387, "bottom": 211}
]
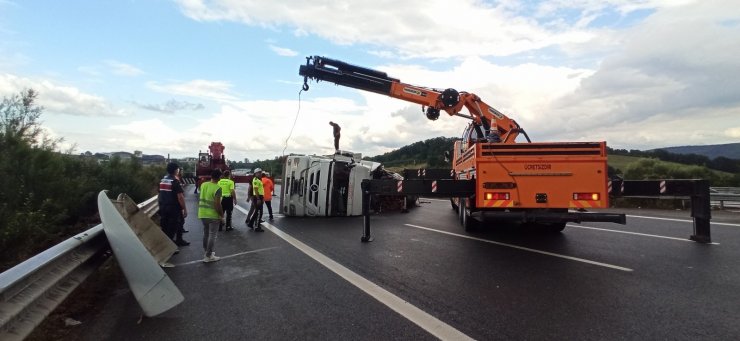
[{"left": 0, "top": 90, "right": 164, "bottom": 270}]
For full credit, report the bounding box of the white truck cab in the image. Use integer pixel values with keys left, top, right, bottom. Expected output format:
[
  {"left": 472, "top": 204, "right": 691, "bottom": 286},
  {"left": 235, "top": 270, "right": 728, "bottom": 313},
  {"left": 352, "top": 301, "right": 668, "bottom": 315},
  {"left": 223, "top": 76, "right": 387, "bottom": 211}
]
[{"left": 280, "top": 151, "right": 381, "bottom": 216}]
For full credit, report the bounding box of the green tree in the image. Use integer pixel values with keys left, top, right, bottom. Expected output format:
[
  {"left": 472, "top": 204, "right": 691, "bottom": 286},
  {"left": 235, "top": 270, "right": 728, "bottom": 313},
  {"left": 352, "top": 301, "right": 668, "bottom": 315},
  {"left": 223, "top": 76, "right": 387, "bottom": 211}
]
[{"left": 1, "top": 89, "right": 164, "bottom": 270}]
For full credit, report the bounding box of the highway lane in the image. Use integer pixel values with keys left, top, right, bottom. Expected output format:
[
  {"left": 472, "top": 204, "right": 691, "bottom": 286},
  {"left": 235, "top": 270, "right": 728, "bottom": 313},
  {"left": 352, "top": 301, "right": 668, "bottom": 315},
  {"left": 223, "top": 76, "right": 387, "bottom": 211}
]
[
  {"left": 77, "top": 188, "right": 740, "bottom": 340},
  {"left": 81, "top": 186, "right": 434, "bottom": 341}
]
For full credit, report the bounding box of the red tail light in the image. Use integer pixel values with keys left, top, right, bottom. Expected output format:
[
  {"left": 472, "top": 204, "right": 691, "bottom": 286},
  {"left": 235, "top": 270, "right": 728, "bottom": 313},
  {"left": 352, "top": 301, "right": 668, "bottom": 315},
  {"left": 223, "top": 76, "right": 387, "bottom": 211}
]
[
  {"left": 485, "top": 192, "right": 510, "bottom": 200},
  {"left": 573, "top": 193, "right": 599, "bottom": 201}
]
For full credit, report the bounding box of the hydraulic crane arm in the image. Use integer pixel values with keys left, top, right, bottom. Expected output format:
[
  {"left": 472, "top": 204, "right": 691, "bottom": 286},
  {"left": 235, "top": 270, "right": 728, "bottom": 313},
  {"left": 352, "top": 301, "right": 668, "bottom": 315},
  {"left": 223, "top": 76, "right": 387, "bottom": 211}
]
[{"left": 299, "top": 55, "right": 528, "bottom": 143}]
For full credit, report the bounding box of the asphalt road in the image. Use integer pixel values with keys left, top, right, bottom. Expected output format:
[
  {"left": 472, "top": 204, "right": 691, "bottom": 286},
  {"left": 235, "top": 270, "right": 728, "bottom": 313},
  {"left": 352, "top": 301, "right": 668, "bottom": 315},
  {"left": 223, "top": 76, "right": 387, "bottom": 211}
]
[{"left": 78, "top": 186, "right": 740, "bottom": 340}]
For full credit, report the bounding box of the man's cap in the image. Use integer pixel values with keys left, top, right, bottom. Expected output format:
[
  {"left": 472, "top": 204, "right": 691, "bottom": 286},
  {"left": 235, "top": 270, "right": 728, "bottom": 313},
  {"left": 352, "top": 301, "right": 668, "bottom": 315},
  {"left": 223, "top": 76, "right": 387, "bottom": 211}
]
[
  {"left": 264, "top": 172, "right": 270, "bottom": 177},
  {"left": 254, "top": 168, "right": 262, "bottom": 173}
]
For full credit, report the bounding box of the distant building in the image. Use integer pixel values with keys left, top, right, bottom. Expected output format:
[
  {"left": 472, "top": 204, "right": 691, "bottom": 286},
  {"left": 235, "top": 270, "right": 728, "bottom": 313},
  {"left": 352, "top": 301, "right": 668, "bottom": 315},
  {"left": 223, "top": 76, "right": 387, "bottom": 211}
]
[
  {"left": 142, "top": 154, "right": 166, "bottom": 165},
  {"left": 77, "top": 150, "right": 168, "bottom": 166},
  {"left": 110, "top": 152, "right": 134, "bottom": 161}
]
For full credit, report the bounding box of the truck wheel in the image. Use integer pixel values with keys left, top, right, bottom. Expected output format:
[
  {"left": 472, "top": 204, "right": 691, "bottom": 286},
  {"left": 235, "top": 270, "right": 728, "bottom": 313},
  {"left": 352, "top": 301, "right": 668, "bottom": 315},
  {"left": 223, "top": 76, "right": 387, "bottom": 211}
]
[
  {"left": 545, "top": 222, "right": 566, "bottom": 233},
  {"left": 460, "top": 199, "right": 477, "bottom": 231},
  {"left": 458, "top": 198, "right": 465, "bottom": 225}
]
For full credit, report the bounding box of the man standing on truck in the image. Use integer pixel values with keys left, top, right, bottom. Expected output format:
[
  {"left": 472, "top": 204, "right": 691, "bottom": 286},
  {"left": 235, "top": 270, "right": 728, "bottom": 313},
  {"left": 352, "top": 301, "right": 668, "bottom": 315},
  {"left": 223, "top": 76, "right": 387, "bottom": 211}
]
[
  {"left": 329, "top": 121, "right": 341, "bottom": 152},
  {"left": 217, "top": 170, "right": 236, "bottom": 231}
]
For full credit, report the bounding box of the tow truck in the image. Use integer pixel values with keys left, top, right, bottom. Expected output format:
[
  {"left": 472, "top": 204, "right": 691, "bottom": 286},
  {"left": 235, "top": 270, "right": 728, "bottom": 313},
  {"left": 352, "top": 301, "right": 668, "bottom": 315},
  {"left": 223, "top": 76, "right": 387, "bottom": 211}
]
[
  {"left": 299, "top": 56, "right": 626, "bottom": 232},
  {"left": 195, "top": 142, "right": 251, "bottom": 186}
]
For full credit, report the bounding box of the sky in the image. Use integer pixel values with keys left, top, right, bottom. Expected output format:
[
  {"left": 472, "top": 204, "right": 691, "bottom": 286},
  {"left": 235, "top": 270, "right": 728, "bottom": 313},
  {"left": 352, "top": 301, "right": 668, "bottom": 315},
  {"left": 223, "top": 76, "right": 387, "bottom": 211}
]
[{"left": 1, "top": 0, "right": 739, "bottom": 162}]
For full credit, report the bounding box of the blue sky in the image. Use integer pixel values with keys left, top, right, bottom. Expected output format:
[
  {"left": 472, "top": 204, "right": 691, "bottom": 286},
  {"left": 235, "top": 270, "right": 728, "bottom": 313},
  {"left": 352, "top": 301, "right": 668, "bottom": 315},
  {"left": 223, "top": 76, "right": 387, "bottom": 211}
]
[{"left": 1, "top": 0, "right": 739, "bottom": 161}]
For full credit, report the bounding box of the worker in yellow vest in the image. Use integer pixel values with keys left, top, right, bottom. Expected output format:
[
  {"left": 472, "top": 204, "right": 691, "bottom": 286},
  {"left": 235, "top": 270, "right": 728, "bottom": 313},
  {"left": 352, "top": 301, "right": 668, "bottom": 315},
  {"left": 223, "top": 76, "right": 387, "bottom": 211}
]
[
  {"left": 198, "top": 169, "right": 224, "bottom": 263},
  {"left": 247, "top": 168, "right": 265, "bottom": 232},
  {"left": 217, "top": 170, "right": 237, "bottom": 231}
]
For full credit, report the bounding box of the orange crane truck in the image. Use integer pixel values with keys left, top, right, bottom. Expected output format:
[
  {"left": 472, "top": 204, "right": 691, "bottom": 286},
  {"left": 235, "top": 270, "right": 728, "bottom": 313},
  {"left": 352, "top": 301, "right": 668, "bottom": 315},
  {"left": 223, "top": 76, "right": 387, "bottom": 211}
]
[{"left": 299, "top": 56, "right": 625, "bottom": 239}]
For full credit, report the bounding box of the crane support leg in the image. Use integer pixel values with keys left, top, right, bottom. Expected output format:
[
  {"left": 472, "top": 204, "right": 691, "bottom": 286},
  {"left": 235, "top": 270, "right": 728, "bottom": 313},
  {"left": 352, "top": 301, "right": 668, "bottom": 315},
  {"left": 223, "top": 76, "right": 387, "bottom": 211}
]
[
  {"left": 690, "top": 180, "right": 712, "bottom": 243},
  {"left": 361, "top": 181, "right": 373, "bottom": 243}
]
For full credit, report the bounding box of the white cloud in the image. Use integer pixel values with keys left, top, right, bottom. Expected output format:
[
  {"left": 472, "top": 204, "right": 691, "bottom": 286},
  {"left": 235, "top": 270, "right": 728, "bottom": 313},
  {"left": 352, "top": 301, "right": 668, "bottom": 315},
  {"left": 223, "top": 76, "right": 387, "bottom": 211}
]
[
  {"left": 131, "top": 99, "right": 205, "bottom": 113},
  {"left": 109, "top": 119, "right": 183, "bottom": 149},
  {"left": 269, "top": 44, "right": 298, "bottom": 56},
  {"left": 174, "top": 0, "right": 687, "bottom": 59},
  {"left": 148, "top": 79, "right": 237, "bottom": 101},
  {"left": 536, "top": 2, "right": 740, "bottom": 145},
  {"left": 104, "top": 60, "right": 144, "bottom": 76},
  {"left": 0, "top": 73, "right": 126, "bottom": 116},
  {"left": 725, "top": 127, "right": 740, "bottom": 139}
]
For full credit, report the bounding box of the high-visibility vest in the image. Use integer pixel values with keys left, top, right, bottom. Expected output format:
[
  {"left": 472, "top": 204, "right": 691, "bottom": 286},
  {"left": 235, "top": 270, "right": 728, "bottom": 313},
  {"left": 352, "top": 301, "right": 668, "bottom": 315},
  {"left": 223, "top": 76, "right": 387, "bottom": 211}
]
[
  {"left": 252, "top": 177, "right": 264, "bottom": 196},
  {"left": 217, "top": 178, "right": 235, "bottom": 197},
  {"left": 198, "top": 182, "right": 221, "bottom": 219}
]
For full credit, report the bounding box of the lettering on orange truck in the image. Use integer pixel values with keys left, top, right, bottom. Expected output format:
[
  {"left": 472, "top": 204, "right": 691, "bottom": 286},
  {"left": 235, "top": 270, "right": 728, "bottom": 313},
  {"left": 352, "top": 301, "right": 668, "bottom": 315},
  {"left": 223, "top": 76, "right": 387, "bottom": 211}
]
[
  {"left": 524, "top": 164, "right": 552, "bottom": 171},
  {"left": 402, "top": 87, "right": 427, "bottom": 97}
]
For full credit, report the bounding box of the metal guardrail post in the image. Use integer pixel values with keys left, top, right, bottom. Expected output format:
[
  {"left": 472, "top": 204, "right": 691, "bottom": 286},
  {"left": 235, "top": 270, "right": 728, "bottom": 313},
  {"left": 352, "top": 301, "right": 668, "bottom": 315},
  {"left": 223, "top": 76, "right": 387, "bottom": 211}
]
[{"left": 0, "top": 194, "right": 159, "bottom": 341}]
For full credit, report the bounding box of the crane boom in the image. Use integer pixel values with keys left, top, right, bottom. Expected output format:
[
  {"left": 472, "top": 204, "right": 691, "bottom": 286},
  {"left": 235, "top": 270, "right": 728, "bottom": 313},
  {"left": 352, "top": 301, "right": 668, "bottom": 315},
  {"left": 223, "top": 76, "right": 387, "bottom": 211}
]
[{"left": 299, "top": 56, "right": 527, "bottom": 143}]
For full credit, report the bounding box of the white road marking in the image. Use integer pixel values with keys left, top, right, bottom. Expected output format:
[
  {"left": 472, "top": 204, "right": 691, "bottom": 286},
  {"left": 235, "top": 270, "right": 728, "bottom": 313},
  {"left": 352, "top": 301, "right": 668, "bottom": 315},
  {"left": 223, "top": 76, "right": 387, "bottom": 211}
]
[
  {"left": 232, "top": 206, "right": 474, "bottom": 341},
  {"left": 174, "top": 247, "right": 279, "bottom": 266},
  {"left": 627, "top": 214, "right": 740, "bottom": 227},
  {"left": 404, "top": 224, "right": 633, "bottom": 272},
  {"left": 566, "top": 224, "right": 720, "bottom": 245}
]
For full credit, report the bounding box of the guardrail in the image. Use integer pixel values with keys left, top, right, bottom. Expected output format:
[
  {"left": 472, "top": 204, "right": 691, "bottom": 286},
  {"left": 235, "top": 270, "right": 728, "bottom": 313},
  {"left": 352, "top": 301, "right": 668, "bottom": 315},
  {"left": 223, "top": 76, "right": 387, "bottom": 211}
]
[
  {"left": 0, "top": 194, "right": 159, "bottom": 341},
  {"left": 710, "top": 187, "right": 740, "bottom": 209}
]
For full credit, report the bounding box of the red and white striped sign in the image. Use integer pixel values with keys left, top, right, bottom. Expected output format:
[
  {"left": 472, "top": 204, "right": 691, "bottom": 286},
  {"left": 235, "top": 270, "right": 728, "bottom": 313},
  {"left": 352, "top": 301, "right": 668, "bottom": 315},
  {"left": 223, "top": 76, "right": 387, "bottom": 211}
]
[
  {"left": 621, "top": 181, "right": 625, "bottom": 194},
  {"left": 660, "top": 180, "right": 666, "bottom": 194},
  {"left": 432, "top": 180, "right": 437, "bottom": 193},
  {"left": 608, "top": 180, "right": 612, "bottom": 194},
  {"left": 397, "top": 180, "right": 403, "bottom": 193},
  {"left": 450, "top": 169, "right": 455, "bottom": 178}
]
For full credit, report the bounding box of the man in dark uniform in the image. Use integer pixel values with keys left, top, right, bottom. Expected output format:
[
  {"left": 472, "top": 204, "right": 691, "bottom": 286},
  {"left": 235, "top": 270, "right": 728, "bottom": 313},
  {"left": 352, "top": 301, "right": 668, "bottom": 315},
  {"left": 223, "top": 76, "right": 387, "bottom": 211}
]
[
  {"left": 159, "top": 162, "right": 189, "bottom": 246},
  {"left": 329, "top": 121, "right": 341, "bottom": 152}
]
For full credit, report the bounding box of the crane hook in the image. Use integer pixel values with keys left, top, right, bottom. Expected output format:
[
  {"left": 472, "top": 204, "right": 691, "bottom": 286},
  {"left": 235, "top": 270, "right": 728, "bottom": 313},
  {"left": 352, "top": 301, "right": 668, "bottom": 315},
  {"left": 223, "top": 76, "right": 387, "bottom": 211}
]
[{"left": 301, "top": 56, "right": 313, "bottom": 91}]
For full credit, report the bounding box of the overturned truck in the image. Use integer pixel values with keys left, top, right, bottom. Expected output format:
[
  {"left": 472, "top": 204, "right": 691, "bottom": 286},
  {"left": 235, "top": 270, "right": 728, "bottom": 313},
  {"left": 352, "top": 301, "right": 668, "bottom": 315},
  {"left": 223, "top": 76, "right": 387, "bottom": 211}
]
[{"left": 280, "top": 151, "right": 412, "bottom": 216}]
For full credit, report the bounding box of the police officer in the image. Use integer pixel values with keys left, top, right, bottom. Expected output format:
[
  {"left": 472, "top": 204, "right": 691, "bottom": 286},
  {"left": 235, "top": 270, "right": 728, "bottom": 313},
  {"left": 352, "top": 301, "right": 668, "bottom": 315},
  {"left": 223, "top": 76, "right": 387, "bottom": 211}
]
[
  {"left": 217, "top": 170, "right": 237, "bottom": 231},
  {"left": 158, "top": 162, "right": 189, "bottom": 246}
]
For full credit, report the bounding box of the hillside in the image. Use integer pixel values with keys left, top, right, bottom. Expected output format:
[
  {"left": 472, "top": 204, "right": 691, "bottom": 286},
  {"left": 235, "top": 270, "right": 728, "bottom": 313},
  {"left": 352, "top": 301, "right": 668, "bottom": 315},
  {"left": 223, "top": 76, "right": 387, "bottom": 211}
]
[
  {"left": 608, "top": 154, "right": 733, "bottom": 177},
  {"left": 367, "top": 136, "right": 456, "bottom": 168},
  {"left": 655, "top": 143, "right": 740, "bottom": 159}
]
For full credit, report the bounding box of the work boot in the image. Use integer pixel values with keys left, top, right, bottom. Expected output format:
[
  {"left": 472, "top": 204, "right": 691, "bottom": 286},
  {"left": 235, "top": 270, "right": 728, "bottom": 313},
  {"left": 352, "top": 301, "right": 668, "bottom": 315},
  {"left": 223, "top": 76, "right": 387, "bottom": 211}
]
[
  {"left": 254, "top": 227, "right": 265, "bottom": 232},
  {"left": 175, "top": 239, "right": 190, "bottom": 246}
]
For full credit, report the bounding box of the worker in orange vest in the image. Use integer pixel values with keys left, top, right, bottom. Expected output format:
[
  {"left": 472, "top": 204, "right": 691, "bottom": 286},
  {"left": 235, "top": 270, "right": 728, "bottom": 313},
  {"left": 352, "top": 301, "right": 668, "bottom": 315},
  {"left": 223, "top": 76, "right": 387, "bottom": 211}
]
[{"left": 262, "top": 172, "right": 275, "bottom": 220}]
